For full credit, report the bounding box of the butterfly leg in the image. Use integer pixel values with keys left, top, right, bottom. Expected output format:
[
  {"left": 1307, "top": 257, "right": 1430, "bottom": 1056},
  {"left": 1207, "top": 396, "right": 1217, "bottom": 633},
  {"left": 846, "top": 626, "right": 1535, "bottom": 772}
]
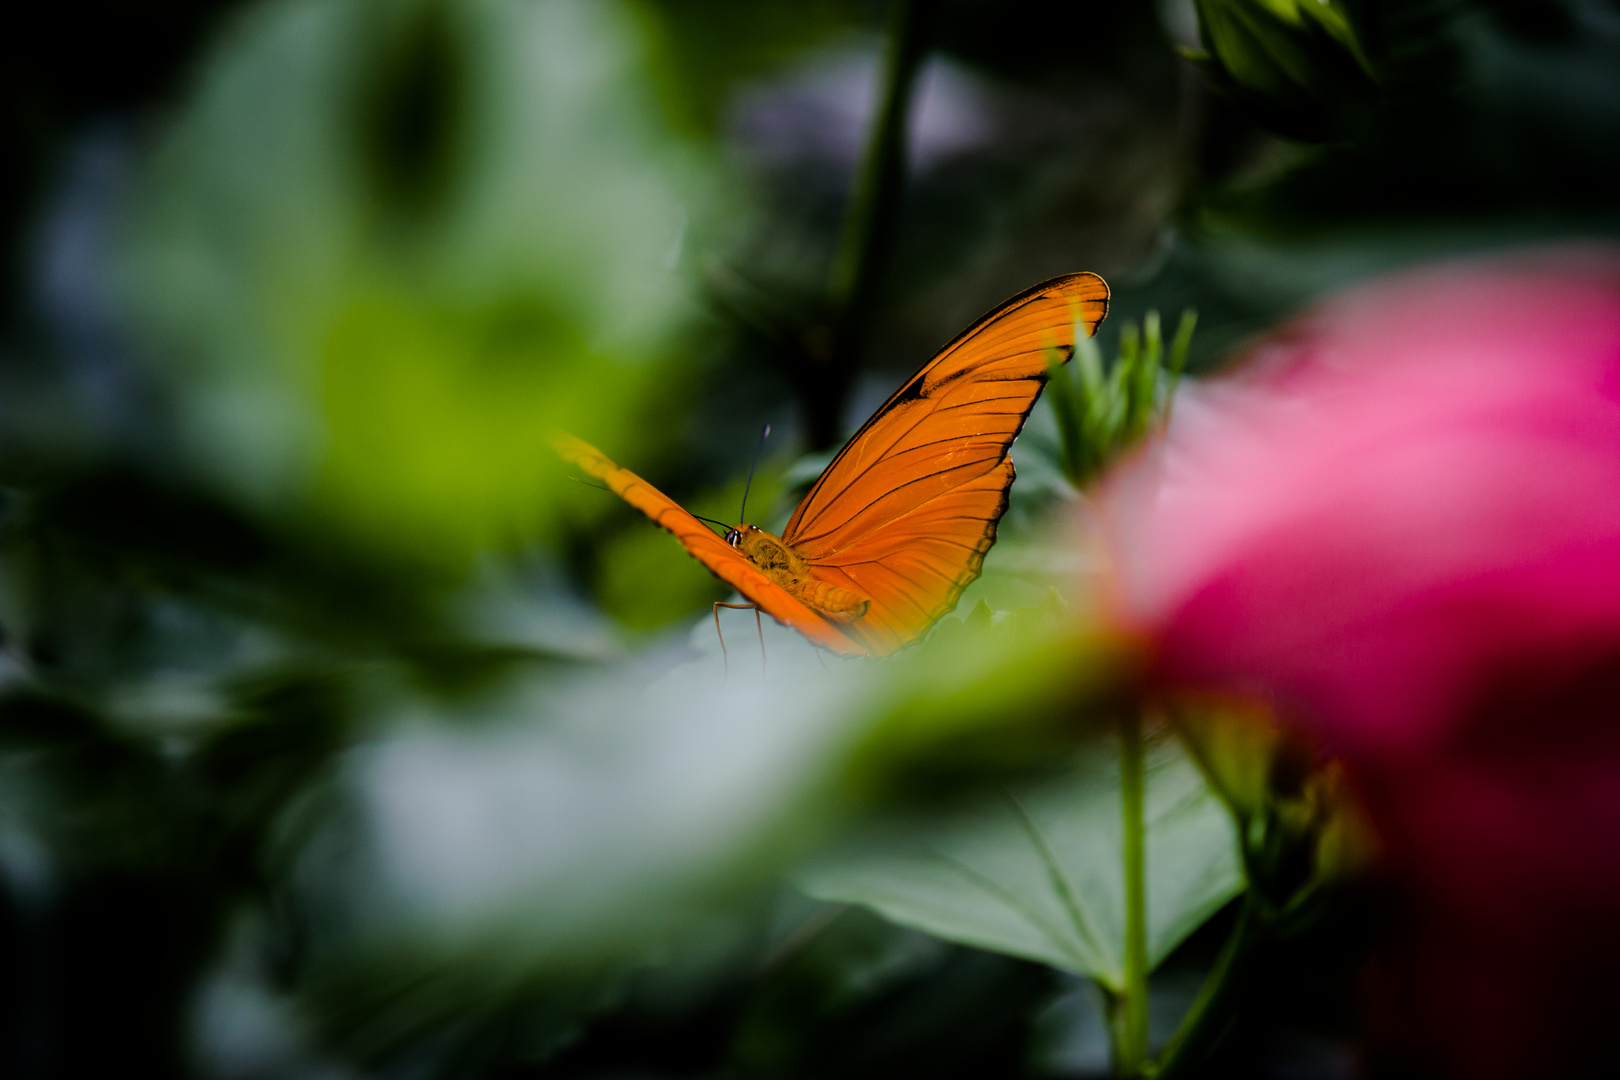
[
  {"left": 713, "top": 602, "right": 759, "bottom": 678},
  {"left": 754, "top": 606, "right": 766, "bottom": 675},
  {"left": 713, "top": 602, "right": 729, "bottom": 676}
]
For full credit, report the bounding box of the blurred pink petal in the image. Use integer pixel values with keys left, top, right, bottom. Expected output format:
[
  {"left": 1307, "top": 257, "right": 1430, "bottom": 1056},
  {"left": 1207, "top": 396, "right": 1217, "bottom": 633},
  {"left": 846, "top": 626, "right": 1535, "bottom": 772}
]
[{"left": 1099, "top": 247, "right": 1620, "bottom": 1077}]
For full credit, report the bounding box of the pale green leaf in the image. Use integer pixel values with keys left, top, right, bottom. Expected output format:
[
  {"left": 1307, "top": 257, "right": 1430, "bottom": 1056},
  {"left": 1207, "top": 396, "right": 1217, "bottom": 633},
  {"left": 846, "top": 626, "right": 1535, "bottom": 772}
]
[{"left": 799, "top": 731, "right": 1243, "bottom": 990}]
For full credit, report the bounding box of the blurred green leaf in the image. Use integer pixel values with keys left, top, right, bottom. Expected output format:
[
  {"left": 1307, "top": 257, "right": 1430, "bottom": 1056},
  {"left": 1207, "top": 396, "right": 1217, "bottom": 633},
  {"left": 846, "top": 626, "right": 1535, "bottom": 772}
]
[
  {"left": 273, "top": 592, "right": 1141, "bottom": 1066},
  {"left": 798, "top": 730, "right": 1243, "bottom": 990},
  {"left": 845, "top": 595, "right": 1130, "bottom": 791},
  {"left": 282, "top": 645, "right": 870, "bottom": 1061},
  {"left": 597, "top": 522, "right": 728, "bottom": 632},
  {"left": 1188, "top": 0, "right": 1376, "bottom": 141},
  {"left": 121, "top": 0, "right": 715, "bottom": 571}
]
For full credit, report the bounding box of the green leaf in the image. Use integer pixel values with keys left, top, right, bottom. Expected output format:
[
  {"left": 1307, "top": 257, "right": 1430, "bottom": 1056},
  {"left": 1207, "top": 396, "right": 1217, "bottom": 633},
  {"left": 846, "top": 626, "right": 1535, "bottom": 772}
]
[
  {"left": 1168, "top": 309, "right": 1198, "bottom": 381},
  {"left": 1190, "top": 0, "right": 1377, "bottom": 141},
  {"left": 121, "top": 0, "right": 713, "bottom": 569},
  {"left": 1045, "top": 348, "right": 1084, "bottom": 484},
  {"left": 799, "top": 731, "right": 1244, "bottom": 990}
]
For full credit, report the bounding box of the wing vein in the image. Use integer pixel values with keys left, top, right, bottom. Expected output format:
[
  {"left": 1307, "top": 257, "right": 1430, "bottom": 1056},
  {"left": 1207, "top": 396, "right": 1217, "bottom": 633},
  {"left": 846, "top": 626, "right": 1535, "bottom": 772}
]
[{"left": 790, "top": 454, "right": 1007, "bottom": 548}]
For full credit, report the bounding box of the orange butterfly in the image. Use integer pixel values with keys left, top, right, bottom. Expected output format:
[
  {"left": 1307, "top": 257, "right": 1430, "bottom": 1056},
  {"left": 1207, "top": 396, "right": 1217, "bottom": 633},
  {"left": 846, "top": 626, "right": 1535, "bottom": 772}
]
[{"left": 556, "top": 272, "right": 1109, "bottom": 658}]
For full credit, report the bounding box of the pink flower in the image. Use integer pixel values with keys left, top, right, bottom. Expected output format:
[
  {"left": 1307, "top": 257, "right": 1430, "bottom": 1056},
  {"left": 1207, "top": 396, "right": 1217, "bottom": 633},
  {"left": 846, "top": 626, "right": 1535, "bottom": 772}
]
[{"left": 1099, "top": 248, "right": 1620, "bottom": 1077}]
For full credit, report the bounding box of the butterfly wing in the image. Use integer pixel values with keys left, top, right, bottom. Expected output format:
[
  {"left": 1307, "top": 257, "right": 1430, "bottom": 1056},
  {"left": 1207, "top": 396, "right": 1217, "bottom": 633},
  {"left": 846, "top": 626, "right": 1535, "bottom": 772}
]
[
  {"left": 781, "top": 272, "right": 1109, "bottom": 655},
  {"left": 554, "top": 434, "right": 866, "bottom": 656}
]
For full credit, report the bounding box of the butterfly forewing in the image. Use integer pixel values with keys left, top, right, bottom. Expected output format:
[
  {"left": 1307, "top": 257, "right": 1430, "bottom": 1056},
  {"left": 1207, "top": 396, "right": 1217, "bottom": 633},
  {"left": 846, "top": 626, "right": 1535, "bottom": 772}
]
[
  {"left": 553, "top": 434, "right": 865, "bottom": 655},
  {"left": 783, "top": 272, "right": 1109, "bottom": 652}
]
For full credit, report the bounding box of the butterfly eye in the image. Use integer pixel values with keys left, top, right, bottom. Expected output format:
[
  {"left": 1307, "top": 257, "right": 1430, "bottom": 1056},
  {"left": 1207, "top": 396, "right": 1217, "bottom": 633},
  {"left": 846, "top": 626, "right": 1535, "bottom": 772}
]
[{"left": 724, "top": 528, "right": 741, "bottom": 546}]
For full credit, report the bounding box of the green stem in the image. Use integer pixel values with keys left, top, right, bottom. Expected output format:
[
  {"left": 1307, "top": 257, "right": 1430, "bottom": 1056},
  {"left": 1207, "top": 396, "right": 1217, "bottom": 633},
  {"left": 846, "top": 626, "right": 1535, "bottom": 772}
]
[
  {"left": 829, "top": 0, "right": 935, "bottom": 314},
  {"left": 1117, "top": 710, "right": 1150, "bottom": 1077},
  {"left": 811, "top": 0, "right": 937, "bottom": 448},
  {"left": 1150, "top": 892, "right": 1263, "bottom": 1079}
]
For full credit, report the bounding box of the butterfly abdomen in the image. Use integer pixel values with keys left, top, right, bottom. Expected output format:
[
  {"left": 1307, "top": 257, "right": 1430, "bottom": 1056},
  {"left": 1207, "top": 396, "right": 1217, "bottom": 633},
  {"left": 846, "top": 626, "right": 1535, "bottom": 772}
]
[{"left": 797, "top": 578, "right": 870, "bottom": 623}]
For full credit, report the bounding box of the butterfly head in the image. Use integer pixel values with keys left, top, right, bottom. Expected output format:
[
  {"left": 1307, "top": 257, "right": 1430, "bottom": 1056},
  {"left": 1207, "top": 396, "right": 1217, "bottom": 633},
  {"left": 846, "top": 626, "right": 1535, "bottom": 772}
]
[{"left": 725, "top": 524, "right": 763, "bottom": 548}]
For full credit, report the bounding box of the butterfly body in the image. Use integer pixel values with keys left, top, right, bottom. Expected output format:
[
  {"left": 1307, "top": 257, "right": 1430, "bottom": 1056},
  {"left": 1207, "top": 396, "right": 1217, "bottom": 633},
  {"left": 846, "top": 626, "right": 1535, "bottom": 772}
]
[
  {"left": 726, "top": 524, "right": 871, "bottom": 624},
  {"left": 558, "top": 271, "right": 1109, "bottom": 657}
]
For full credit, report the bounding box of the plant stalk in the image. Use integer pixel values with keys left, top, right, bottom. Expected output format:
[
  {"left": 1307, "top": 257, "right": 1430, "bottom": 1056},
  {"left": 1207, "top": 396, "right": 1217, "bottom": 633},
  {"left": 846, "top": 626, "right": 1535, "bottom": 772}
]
[
  {"left": 1151, "top": 892, "right": 1262, "bottom": 1079},
  {"left": 1117, "top": 709, "right": 1150, "bottom": 1076},
  {"left": 811, "top": 0, "right": 938, "bottom": 449}
]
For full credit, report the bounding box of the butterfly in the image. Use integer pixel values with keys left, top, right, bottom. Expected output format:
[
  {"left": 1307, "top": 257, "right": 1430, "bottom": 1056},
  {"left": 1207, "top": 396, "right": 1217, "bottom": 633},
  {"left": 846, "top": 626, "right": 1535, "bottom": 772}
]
[{"left": 556, "top": 271, "right": 1109, "bottom": 658}]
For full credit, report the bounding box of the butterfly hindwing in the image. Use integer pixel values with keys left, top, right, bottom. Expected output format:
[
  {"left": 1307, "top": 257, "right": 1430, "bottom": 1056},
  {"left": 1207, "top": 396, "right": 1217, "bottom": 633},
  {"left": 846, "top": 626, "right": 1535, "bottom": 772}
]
[{"left": 802, "top": 461, "right": 1014, "bottom": 655}]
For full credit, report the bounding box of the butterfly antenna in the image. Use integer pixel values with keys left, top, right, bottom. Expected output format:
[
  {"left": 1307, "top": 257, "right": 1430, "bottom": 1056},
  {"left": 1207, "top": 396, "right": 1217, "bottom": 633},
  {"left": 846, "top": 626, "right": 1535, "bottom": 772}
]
[
  {"left": 738, "top": 423, "right": 771, "bottom": 523},
  {"left": 692, "top": 513, "right": 732, "bottom": 534}
]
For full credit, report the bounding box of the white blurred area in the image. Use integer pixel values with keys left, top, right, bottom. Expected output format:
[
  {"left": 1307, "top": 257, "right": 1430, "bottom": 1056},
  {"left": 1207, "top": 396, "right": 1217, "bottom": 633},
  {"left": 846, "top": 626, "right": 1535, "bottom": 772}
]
[{"left": 291, "top": 629, "right": 868, "bottom": 969}]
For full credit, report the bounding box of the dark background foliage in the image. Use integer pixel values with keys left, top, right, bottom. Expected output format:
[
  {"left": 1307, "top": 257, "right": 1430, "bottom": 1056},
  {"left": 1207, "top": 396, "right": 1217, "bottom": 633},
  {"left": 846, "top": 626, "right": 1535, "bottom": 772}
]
[{"left": 0, "top": 1, "right": 1616, "bottom": 1078}]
